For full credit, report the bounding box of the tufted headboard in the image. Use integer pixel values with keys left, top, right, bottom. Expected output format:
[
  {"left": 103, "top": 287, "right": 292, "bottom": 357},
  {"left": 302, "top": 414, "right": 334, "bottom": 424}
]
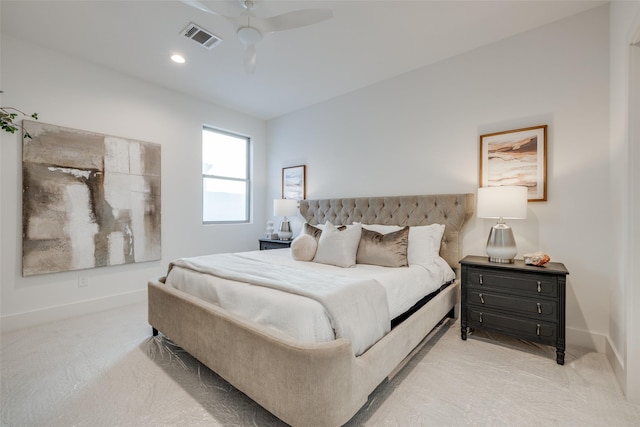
[{"left": 300, "top": 193, "right": 475, "bottom": 271}]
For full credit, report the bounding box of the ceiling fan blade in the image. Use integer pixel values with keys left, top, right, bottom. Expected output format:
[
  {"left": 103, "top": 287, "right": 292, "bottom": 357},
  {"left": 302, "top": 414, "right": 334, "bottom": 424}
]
[
  {"left": 255, "top": 8, "right": 333, "bottom": 33},
  {"left": 180, "top": 0, "right": 238, "bottom": 22},
  {"left": 180, "top": 0, "right": 213, "bottom": 14}
]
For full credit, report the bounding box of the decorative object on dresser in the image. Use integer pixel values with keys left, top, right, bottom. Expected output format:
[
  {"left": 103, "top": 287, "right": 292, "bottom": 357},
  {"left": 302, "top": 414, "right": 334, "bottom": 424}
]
[
  {"left": 480, "top": 124, "right": 548, "bottom": 201},
  {"left": 263, "top": 220, "right": 278, "bottom": 240},
  {"left": 477, "top": 186, "right": 528, "bottom": 264},
  {"left": 460, "top": 255, "right": 569, "bottom": 365},
  {"left": 282, "top": 164, "right": 306, "bottom": 200},
  {"left": 273, "top": 198, "right": 297, "bottom": 240},
  {"left": 524, "top": 251, "right": 551, "bottom": 266},
  {"left": 259, "top": 238, "right": 292, "bottom": 250}
]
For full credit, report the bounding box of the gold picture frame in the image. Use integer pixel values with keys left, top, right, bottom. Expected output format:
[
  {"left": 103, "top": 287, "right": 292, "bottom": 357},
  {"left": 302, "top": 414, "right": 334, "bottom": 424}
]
[
  {"left": 480, "top": 125, "right": 547, "bottom": 202},
  {"left": 282, "top": 165, "right": 306, "bottom": 200}
]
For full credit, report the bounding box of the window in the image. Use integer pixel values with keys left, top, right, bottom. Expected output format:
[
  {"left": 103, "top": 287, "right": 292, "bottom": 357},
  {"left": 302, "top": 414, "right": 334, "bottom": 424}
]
[{"left": 202, "top": 127, "right": 250, "bottom": 223}]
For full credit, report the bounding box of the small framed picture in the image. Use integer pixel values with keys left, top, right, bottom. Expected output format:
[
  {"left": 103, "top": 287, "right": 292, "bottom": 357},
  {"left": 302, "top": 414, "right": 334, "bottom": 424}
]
[
  {"left": 282, "top": 165, "right": 306, "bottom": 200},
  {"left": 480, "top": 125, "right": 547, "bottom": 202}
]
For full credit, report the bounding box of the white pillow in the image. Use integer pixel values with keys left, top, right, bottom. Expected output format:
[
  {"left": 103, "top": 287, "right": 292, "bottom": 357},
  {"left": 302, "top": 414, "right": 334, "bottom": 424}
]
[
  {"left": 313, "top": 222, "right": 362, "bottom": 268},
  {"left": 314, "top": 223, "right": 355, "bottom": 230},
  {"left": 290, "top": 234, "right": 318, "bottom": 261},
  {"left": 361, "top": 223, "right": 445, "bottom": 268},
  {"left": 407, "top": 224, "right": 445, "bottom": 268}
]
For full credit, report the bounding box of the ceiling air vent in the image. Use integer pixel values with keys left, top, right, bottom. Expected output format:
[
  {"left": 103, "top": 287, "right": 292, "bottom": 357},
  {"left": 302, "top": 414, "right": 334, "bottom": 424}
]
[{"left": 181, "top": 22, "right": 222, "bottom": 50}]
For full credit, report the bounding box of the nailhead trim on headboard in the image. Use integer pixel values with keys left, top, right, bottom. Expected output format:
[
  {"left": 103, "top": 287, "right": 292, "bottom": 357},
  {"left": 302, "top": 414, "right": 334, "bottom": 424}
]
[{"left": 300, "top": 194, "right": 475, "bottom": 270}]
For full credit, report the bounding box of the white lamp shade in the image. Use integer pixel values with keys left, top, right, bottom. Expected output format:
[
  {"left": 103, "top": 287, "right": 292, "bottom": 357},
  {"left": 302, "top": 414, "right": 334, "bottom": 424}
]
[
  {"left": 477, "top": 186, "right": 528, "bottom": 219},
  {"left": 273, "top": 199, "right": 297, "bottom": 217}
]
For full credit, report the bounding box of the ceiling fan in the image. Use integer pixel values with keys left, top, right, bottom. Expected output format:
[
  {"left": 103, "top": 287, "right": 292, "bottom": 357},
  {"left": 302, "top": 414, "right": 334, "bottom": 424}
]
[{"left": 181, "top": 0, "right": 333, "bottom": 74}]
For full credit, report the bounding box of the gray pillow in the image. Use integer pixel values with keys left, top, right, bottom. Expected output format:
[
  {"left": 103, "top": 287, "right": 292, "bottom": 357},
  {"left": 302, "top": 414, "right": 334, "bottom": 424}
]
[
  {"left": 304, "top": 223, "right": 323, "bottom": 240},
  {"left": 304, "top": 223, "right": 346, "bottom": 241},
  {"left": 356, "top": 226, "right": 409, "bottom": 267}
]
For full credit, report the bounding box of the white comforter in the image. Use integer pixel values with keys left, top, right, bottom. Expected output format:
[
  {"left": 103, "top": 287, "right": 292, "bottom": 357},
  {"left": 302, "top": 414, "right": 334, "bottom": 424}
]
[{"left": 165, "top": 249, "right": 453, "bottom": 355}]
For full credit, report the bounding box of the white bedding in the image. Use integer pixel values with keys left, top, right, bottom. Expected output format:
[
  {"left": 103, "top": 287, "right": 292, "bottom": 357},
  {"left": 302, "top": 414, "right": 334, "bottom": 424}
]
[{"left": 165, "top": 249, "right": 454, "bottom": 355}]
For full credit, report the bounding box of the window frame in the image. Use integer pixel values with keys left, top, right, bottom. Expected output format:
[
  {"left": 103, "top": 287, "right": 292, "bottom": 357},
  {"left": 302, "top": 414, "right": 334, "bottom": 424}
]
[{"left": 201, "top": 126, "right": 251, "bottom": 224}]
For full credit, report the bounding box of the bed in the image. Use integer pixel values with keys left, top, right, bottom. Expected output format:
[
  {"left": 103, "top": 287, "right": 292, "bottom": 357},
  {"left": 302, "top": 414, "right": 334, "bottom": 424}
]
[{"left": 148, "top": 193, "right": 474, "bottom": 426}]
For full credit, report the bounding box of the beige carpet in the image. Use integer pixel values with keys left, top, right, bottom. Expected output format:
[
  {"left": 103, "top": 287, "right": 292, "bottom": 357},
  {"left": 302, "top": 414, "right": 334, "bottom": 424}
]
[{"left": 1, "top": 301, "right": 639, "bottom": 426}]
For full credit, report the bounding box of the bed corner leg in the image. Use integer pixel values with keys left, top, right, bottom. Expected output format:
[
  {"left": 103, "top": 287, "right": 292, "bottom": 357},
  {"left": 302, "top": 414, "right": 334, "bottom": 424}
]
[
  {"left": 446, "top": 307, "right": 455, "bottom": 319},
  {"left": 152, "top": 327, "right": 159, "bottom": 337}
]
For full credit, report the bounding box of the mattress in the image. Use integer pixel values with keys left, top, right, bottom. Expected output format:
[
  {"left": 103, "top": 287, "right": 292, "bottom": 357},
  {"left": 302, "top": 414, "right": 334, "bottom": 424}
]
[{"left": 165, "top": 248, "right": 454, "bottom": 354}]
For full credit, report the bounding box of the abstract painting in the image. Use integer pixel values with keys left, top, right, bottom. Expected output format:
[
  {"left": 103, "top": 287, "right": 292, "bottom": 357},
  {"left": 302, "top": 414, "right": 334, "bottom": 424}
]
[
  {"left": 22, "top": 121, "right": 161, "bottom": 276},
  {"left": 282, "top": 165, "right": 306, "bottom": 200},
  {"left": 480, "top": 125, "right": 547, "bottom": 201}
]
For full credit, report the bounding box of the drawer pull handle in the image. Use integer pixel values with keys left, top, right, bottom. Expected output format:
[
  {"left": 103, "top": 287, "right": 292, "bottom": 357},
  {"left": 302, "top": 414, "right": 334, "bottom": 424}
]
[
  {"left": 537, "top": 302, "right": 542, "bottom": 314},
  {"left": 479, "top": 274, "right": 483, "bottom": 285},
  {"left": 479, "top": 293, "right": 485, "bottom": 304},
  {"left": 537, "top": 281, "right": 542, "bottom": 293},
  {"left": 479, "top": 313, "right": 483, "bottom": 323},
  {"left": 536, "top": 324, "right": 541, "bottom": 336}
]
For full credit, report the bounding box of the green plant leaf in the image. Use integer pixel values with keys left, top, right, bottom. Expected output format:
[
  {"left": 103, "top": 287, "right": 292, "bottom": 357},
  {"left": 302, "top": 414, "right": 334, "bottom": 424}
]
[{"left": 0, "top": 106, "right": 39, "bottom": 139}]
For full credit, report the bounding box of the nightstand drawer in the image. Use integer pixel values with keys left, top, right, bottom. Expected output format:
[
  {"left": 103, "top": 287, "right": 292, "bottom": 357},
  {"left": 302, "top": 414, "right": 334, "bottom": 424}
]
[
  {"left": 259, "top": 239, "right": 292, "bottom": 250},
  {"left": 467, "top": 308, "right": 557, "bottom": 343},
  {"left": 466, "top": 267, "right": 557, "bottom": 298},
  {"left": 467, "top": 290, "right": 558, "bottom": 321}
]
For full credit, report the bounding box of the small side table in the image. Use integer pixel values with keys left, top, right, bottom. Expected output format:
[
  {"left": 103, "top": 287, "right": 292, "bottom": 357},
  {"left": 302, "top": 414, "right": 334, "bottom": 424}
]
[
  {"left": 259, "top": 238, "right": 292, "bottom": 250},
  {"left": 460, "top": 255, "right": 569, "bottom": 364}
]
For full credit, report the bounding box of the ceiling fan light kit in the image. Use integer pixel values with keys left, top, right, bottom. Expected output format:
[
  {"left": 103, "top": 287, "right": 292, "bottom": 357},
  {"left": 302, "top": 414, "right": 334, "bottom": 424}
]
[
  {"left": 243, "top": 44, "right": 258, "bottom": 74},
  {"left": 237, "top": 25, "right": 262, "bottom": 74},
  {"left": 237, "top": 26, "right": 262, "bottom": 45},
  {"left": 182, "top": 0, "right": 333, "bottom": 73}
]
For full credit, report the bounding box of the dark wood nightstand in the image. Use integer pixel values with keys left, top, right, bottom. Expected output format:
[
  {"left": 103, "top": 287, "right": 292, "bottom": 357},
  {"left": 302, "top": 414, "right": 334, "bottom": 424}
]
[
  {"left": 460, "top": 255, "right": 569, "bottom": 365},
  {"left": 259, "top": 238, "right": 292, "bottom": 250}
]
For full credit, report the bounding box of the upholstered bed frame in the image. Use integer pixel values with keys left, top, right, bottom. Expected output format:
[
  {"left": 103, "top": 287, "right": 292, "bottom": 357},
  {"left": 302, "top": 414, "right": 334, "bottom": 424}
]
[{"left": 148, "top": 193, "right": 474, "bottom": 426}]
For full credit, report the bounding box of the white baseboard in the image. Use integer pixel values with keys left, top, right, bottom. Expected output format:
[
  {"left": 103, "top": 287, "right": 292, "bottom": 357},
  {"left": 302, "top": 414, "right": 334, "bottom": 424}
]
[
  {"left": 558, "top": 328, "right": 627, "bottom": 395},
  {"left": 1, "top": 290, "right": 147, "bottom": 333},
  {"left": 606, "top": 337, "right": 627, "bottom": 395},
  {"left": 566, "top": 326, "right": 607, "bottom": 353}
]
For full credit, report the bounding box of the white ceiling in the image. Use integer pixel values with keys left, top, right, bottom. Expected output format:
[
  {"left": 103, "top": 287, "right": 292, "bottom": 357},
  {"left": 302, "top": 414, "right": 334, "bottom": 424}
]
[{"left": 1, "top": 0, "right": 606, "bottom": 120}]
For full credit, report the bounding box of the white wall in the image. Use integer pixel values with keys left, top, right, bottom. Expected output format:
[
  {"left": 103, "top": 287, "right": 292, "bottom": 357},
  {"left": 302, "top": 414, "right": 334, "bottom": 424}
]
[
  {"left": 0, "top": 36, "right": 267, "bottom": 330},
  {"left": 609, "top": 0, "right": 640, "bottom": 404},
  {"left": 268, "top": 6, "right": 611, "bottom": 350}
]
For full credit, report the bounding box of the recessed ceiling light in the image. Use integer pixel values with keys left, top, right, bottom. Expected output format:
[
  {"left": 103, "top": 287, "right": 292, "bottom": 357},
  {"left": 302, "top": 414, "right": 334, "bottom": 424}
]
[{"left": 170, "top": 54, "right": 186, "bottom": 64}]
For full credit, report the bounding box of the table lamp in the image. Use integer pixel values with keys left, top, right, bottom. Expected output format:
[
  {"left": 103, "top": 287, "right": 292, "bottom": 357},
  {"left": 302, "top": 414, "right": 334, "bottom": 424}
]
[
  {"left": 477, "top": 186, "right": 528, "bottom": 263},
  {"left": 273, "top": 199, "right": 297, "bottom": 240}
]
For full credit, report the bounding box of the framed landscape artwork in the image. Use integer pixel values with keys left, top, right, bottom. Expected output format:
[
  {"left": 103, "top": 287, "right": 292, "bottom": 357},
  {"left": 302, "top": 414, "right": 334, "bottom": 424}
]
[
  {"left": 22, "top": 121, "right": 161, "bottom": 276},
  {"left": 282, "top": 165, "right": 306, "bottom": 200},
  {"left": 480, "top": 125, "right": 547, "bottom": 202}
]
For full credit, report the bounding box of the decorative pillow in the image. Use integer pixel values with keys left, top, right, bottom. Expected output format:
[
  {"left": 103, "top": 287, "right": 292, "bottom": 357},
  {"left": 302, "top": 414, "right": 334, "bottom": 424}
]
[
  {"left": 361, "top": 223, "right": 445, "bottom": 268},
  {"left": 315, "top": 223, "right": 353, "bottom": 230},
  {"left": 406, "top": 224, "right": 445, "bottom": 268},
  {"left": 356, "top": 226, "right": 409, "bottom": 267},
  {"left": 290, "top": 234, "right": 318, "bottom": 261},
  {"left": 313, "top": 222, "right": 362, "bottom": 268},
  {"left": 359, "top": 223, "right": 402, "bottom": 234},
  {"left": 304, "top": 222, "right": 346, "bottom": 241},
  {"left": 303, "top": 223, "right": 323, "bottom": 240}
]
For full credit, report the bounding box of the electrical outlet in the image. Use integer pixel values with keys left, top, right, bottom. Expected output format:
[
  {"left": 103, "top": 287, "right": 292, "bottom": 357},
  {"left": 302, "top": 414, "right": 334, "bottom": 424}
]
[{"left": 78, "top": 276, "right": 88, "bottom": 288}]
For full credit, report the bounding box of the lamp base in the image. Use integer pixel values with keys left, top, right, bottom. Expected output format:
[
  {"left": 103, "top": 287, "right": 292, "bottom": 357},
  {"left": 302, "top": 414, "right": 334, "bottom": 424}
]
[
  {"left": 277, "top": 218, "right": 292, "bottom": 241},
  {"left": 488, "top": 256, "right": 515, "bottom": 264},
  {"left": 485, "top": 222, "right": 517, "bottom": 264}
]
